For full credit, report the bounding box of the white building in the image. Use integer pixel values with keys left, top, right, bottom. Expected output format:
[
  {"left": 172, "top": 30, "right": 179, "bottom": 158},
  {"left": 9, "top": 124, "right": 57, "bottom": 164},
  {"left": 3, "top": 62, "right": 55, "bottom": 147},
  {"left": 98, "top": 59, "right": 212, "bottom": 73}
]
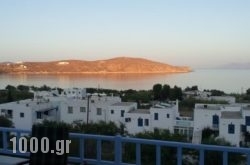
[
  {"left": 193, "top": 103, "right": 250, "bottom": 146},
  {"left": 107, "top": 102, "right": 137, "bottom": 126},
  {"left": 0, "top": 98, "right": 58, "bottom": 130},
  {"left": 125, "top": 109, "right": 151, "bottom": 134},
  {"left": 0, "top": 88, "right": 195, "bottom": 140},
  {"left": 0, "top": 88, "right": 121, "bottom": 130}
]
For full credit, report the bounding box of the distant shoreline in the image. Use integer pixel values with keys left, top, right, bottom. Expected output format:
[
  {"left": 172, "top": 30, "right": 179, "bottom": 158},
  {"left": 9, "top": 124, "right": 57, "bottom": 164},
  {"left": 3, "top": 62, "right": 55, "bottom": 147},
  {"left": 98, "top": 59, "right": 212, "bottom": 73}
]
[{"left": 0, "top": 71, "right": 192, "bottom": 75}]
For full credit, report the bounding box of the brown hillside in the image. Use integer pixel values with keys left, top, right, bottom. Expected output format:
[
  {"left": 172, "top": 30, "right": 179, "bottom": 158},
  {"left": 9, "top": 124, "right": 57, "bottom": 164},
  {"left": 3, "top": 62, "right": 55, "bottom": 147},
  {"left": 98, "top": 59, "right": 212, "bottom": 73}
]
[{"left": 0, "top": 57, "right": 191, "bottom": 74}]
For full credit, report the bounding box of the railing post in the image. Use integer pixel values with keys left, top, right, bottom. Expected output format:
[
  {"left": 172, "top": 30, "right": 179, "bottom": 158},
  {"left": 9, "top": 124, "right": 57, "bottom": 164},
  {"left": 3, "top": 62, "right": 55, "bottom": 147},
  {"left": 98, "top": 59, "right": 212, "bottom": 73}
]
[
  {"left": 16, "top": 131, "right": 21, "bottom": 154},
  {"left": 177, "top": 146, "right": 182, "bottom": 165},
  {"left": 97, "top": 139, "right": 102, "bottom": 164},
  {"left": 156, "top": 145, "right": 161, "bottom": 165},
  {"left": 247, "top": 153, "right": 250, "bottom": 165},
  {"left": 136, "top": 143, "right": 141, "bottom": 165},
  {"left": 79, "top": 138, "right": 85, "bottom": 162},
  {"left": 114, "top": 135, "right": 122, "bottom": 165},
  {"left": 3, "top": 131, "right": 8, "bottom": 151},
  {"left": 199, "top": 149, "right": 204, "bottom": 165},
  {"left": 223, "top": 151, "right": 228, "bottom": 165}
]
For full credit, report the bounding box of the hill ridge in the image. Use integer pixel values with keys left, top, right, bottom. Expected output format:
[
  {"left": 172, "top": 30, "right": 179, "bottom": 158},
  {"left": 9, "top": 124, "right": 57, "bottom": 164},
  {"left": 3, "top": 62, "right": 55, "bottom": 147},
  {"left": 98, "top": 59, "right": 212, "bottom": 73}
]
[{"left": 0, "top": 57, "right": 191, "bottom": 74}]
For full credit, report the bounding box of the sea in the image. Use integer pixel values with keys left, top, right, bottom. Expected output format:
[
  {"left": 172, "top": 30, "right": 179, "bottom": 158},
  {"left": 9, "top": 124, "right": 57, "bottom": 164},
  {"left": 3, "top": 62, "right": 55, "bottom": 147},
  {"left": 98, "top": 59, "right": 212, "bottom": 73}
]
[{"left": 0, "top": 69, "right": 249, "bottom": 94}]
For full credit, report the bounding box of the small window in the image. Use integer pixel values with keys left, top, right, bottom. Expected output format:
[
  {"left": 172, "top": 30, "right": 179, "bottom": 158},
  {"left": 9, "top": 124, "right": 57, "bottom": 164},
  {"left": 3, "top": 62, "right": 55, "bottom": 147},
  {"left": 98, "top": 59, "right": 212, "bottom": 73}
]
[
  {"left": 125, "top": 118, "right": 131, "bottom": 122},
  {"left": 154, "top": 113, "right": 158, "bottom": 120},
  {"left": 20, "top": 113, "right": 24, "bottom": 118},
  {"left": 228, "top": 124, "right": 235, "bottom": 134},
  {"left": 91, "top": 100, "right": 95, "bottom": 103},
  {"left": 166, "top": 114, "right": 170, "bottom": 118},
  {"left": 121, "top": 110, "right": 125, "bottom": 117},
  {"left": 37, "top": 112, "right": 42, "bottom": 119},
  {"left": 80, "top": 107, "right": 86, "bottom": 112},
  {"left": 97, "top": 108, "right": 102, "bottom": 115},
  {"left": 7, "top": 110, "right": 13, "bottom": 118},
  {"left": 145, "top": 119, "right": 149, "bottom": 126},
  {"left": 111, "top": 110, "right": 114, "bottom": 114},
  {"left": 241, "top": 125, "right": 246, "bottom": 132},
  {"left": 213, "top": 114, "right": 219, "bottom": 125},
  {"left": 246, "top": 116, "right": 250, "bottom": 126},
  {"left": 68, "top": 106, "right": 73, "bottom": 114},
  {"left": 138, "top": 118, "right": 143, "bottom": 127}
]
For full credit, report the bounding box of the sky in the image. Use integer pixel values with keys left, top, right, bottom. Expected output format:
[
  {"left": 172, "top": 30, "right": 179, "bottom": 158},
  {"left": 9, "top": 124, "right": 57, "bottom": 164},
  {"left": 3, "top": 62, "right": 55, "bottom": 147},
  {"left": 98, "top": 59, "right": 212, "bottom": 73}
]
[{"left": 0, "top": 0, "right": 249, "bottom": 68}]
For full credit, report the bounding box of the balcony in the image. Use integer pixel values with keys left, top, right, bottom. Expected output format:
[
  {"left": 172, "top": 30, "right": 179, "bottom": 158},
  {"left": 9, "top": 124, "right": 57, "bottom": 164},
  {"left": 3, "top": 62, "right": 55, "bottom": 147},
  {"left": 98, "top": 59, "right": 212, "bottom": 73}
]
[{"left": 1, "top": 127, "right": 250, "bottom": 165}]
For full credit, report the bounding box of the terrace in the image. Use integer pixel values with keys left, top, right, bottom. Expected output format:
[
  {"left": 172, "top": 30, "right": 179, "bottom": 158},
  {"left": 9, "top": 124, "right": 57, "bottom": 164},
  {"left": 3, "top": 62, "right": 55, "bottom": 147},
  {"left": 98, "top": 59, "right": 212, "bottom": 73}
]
[{"left": 1, "top": 127, "right": 250, "bottom": 165}]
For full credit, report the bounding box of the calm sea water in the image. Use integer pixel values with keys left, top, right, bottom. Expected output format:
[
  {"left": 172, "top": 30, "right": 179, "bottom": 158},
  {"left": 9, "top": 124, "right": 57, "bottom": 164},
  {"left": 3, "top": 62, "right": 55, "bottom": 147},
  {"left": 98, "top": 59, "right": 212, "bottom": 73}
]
[{"left": 0, "top": 69, "right": 249, "bottom": 93}]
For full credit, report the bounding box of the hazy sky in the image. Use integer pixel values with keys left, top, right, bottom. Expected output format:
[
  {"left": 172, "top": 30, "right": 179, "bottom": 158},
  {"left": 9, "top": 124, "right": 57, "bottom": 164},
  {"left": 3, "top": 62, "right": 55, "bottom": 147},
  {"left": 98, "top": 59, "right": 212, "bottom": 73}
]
[{"left": 0, "top": 0, "right": 249, "bottom": 68}]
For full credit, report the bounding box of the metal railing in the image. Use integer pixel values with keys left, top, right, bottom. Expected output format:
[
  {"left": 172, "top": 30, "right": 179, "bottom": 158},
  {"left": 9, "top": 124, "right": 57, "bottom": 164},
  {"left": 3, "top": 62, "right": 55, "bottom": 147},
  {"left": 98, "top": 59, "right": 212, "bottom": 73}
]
[{"left": 1, "top": 127, "right": 250, "bottom": 165}]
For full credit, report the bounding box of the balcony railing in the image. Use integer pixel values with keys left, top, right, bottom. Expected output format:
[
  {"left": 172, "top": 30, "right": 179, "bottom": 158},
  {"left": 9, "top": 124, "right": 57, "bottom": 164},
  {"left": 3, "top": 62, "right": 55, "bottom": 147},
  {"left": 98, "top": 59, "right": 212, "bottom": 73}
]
[{"left": 1, "top": 127, "right": 250, "bottom": 165}]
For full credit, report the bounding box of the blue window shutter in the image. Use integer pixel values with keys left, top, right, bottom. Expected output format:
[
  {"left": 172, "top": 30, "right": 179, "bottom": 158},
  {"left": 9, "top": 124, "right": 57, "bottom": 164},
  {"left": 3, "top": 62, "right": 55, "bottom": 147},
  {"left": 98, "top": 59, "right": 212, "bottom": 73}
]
[
  {"left": 138, "top": 118, "right": 143, "bottom": 127},
  {"left": 212, "top": 115, "right": 219, "bottom": 125},
  {"left": 241, "top": 125, "right": 246, "bottom": 132},
  {"left": 154, "top": 113, "right": 158, "bottom": 120},
  {"left": 228, "top": 124, "right": 235, "bottom": 134},
  {"left": 246, "top": 116, "right": 250, "bottom": 126},
  {"left": 145, "top": 119, "right": 149, "bottom": 126}
]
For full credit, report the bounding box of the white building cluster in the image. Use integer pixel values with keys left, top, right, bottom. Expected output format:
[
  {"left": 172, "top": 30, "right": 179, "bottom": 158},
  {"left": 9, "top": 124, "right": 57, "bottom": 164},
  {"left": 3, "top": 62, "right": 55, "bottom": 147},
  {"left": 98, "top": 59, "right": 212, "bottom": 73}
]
[
  {"left": 1, "top": 88, "right": 249, "bottom": 147},
  {"left": 0, "top": 88, "right": 192, "bottom": 137},
  {"left": 193, "top": 103, "right": 250, "bottom": 146}
]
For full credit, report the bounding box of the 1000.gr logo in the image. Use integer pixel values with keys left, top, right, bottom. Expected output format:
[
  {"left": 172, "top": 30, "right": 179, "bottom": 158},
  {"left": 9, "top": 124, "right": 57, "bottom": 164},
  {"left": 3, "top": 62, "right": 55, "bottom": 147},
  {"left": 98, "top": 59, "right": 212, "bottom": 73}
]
[{"left": 10, "top": 137, "right": 71, "bottom": 155}]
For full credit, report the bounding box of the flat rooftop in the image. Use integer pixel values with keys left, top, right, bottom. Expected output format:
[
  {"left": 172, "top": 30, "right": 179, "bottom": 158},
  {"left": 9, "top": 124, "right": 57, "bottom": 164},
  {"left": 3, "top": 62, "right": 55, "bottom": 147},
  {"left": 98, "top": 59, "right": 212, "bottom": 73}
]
[
  {"left": 195, "top": 104, "right": 221, "bottom": 110},
  {"left": 221, "top": 111, "right": 242, "bottom": 119},
  {"left": 111, "top": 102, "right": 135, "bottom": 106},
  {"left": 128, "top": 109, "right": 150, "bottom": 114}
]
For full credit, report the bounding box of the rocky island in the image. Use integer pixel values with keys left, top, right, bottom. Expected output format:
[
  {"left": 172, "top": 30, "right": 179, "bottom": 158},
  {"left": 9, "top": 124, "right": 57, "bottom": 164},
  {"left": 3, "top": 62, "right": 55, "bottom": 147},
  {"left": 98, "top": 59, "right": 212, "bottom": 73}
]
[{"left": 0, "top": 57, "right": 191, "bottom": 74}]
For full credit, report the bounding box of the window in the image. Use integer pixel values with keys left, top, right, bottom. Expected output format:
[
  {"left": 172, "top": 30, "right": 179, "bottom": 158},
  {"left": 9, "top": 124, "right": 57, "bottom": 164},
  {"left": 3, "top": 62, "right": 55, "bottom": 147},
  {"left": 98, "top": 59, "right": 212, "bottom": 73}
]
[
  {"left": 111, "top": 110, "right": 114, "bottom": 114},
  {"left": 212, "top": 114, "right": 219, "bottom": 125},
  {"left": 228, "top": 124, "right": 235, "bottom": 134},
  {"left": 68, "top": 106, "right": 73, "bottom": 114},
  {"left": 125, "top": 118, "right": 131, "bottom": 122},
  {"left": 138, "top": 118, "right": 143, "bottom": 127},
  {"left": 121, "top": 110, "right": 125, "bottom": 117},
  {"left": 7, "top": 110, "right": 13, "bottom": 118},
  {"left": 20, "top": 113, "right": 24, "bottom": 118},
  {"left": 166, "top": 114, "right": 170, "bottom": 118},
  {"left": 97, "top": 108, "right": 102, "bottom": 115},
  {"left": 241, "top": 125, "right": 246, "bottom": 132},
  {"left": 246, "top": 116, "right": 250, "bottom": 126},
  {"left": 80, "top": 107, "right": 86, "bottom": 112},
  {"left": 37, "top": 112, "right": 42, "bottom": 119},
  {"left": 154, "top": 113, "right": 158, "bottom": 120},
  {"left": 145, "top": 119, "right": 149, "bottom": 126},
  {"left": 91, "top": 100, "right": 95, "bottom": 103}
]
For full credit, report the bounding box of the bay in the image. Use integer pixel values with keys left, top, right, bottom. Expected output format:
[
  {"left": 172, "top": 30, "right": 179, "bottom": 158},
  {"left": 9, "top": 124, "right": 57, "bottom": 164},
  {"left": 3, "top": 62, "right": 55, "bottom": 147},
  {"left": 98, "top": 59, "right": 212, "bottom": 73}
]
[{"left": 0, "top": 69, "right": 249, "bottom": 93}]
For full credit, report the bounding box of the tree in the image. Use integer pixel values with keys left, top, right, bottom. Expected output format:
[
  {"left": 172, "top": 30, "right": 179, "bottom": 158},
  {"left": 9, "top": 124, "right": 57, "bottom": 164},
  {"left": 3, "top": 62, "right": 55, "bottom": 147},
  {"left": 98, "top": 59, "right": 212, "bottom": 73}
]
[
  {"left": 17, "top": 85, "right": 29, "bottom": 91},
  {"left": 5, "top": 85, "right": 16, "bottom": 91},
  {"left": 210, "top": 89, "right": 225, "bottom": 96},
  {"left": 0, "top": 116, "right": 13, "bottom": 127},
  {"left": 191, "top": 85, "right": 198, "bottom": 91},
  {"left": 161, "top": 84, "right": 170, "bottom": 100},
  {"left": 169, "top": 86, "right": 183, "bottom": 100},
  {"left": 7, "top": 88, "right": 14, "bottom": 102},
  {"left": 153, "top": 84, "right": 162, "bottom": 100},
  {"left": 0, "top": 116, "right": 13, "bottom": 148},
  {"left": 246, "top": 88, "right": 250, "bottom": 95}
]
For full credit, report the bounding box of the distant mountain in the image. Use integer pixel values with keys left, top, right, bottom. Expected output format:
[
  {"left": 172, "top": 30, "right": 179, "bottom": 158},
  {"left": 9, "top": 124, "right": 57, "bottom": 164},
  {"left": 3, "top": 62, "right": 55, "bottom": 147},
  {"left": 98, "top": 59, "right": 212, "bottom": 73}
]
[
  {"left": 218, "top": 62, "right": 250, "bottom": 69},
  {"left": 0, "top": 57, "right": 191, "bottom": 74}
]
